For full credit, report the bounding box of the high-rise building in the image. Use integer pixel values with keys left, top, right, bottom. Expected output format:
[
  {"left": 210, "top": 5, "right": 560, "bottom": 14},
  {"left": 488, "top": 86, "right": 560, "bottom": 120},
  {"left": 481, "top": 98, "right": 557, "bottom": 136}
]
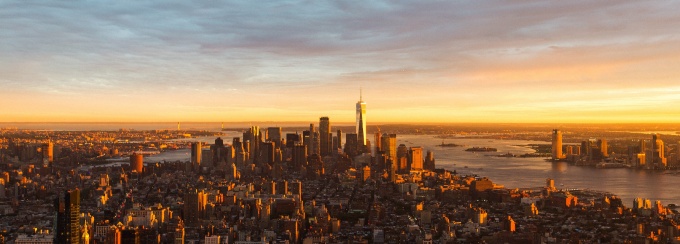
[
  {"left": 361, "top": 165, "right": 371, "bottom": 182},
  {"left": 598, "top": 139, "right": 608, "bottom": 157},
  {"left": 183, "top": 189, "right": 207, "bottom": 226},
  {"left": 356, "top": 91, "right": 367, "bottom": 147},
  {"left": 312, "top": 130, "right": 320, "bottom": 156},
  {"left": 336, "top": 130, "right": 342, "bottom": 151},
  {"left": 551, "top": 130, "right": 565, "bottom": 160},
  {"left": 319, "top": 117, "right": 332, "bottom": 157},
  {"left": 397, "top": 144, "right": 409, "bottom": 173},
  {"left": 191, "top": 142, "right": 202, "bottom": 166},
  {"left": 409, "top": 147, "right": 423, "bottom": 171},
  {"left": 292, "top": 144, "right": 307, "bottom": 169},
  {"left": 43, "top": 141, "right": 54, "bottom": 165},
  {"left": 261, "top": 142, "right": 275, "bottom": 165},
  {"left": 345, "top": 133, "right": 358, "bottom": 157},
  {"left": 381, "top": 134, "right": 397, "bottom": 161},
  {"left": 387, "top": 158, "right": 397, "bottom": 183},
  {"left": 652, "top": 134, "right": 667, "bottom": 168},
  {"left": 424, "top": 150, "right": 435, "bottom": 171},
  {"left": 286, "top": 133, "right": 300, "bottom": 148},
  {"left": 267, "top": 127, "right": 282, "bottom": 147},
  {"left": 233, "top": 138, "right": 245, "bottom": 169},
  {"left": 374, "top": 132, "right": 382, "bottom": 155},
  {"left": 243, "top": 126, "right": 262, "bottom": 163},
  {"left": 304, "top": 124, "right": 320, "bottom": 156},
  {"left": 55, "top": 189, "right": 81, "bottom": 244},
  {"left": 130, "top": 152, "right": 144, "bottom": 173},
  {"left": 211, "top": 137, "right": 227, "bottom": 168}
]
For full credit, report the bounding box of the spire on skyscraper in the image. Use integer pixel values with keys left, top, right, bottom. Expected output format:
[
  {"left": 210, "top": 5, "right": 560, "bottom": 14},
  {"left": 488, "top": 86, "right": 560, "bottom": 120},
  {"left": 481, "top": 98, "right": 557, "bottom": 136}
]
[
  {"left": 360, "top": 87, "right": 363, "bottom": 102},
  {"left": 356, "top": 89, "right": 367, "bottom": 147}
]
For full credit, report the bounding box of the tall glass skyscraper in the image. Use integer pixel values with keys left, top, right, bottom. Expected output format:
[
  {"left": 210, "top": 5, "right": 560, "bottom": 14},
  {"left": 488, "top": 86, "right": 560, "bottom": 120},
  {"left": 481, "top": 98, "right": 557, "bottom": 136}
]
[
  {"left": 55, "top": 189, "right": 81, "bottom": 244},
  {"left": 356, "top": 91, "right": 367, "bottom": 146},
  {"left": 551, "top": 129, "right": 565, "bottom": 160}
]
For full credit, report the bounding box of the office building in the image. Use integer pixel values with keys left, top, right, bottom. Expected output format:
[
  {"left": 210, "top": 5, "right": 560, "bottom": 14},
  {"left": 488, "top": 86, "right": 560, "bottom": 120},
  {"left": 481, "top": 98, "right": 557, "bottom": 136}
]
[
  {"left": 598, "top": 139, "right": 608, "bottom": 158},
  {"left": 652, "top": 134, "right": 667, "bottom": 168},
  {"left": 267, "top": 127, "right": 282, "bottom": 146},
  {"left": 345, "top": 133, "right": 358, "bottom": 157},
  {"left": 261, "top": 142, "right": 275, "bottom": 165},
  {"left": 409, "top": 147, "right": 423, "bottom": 171},
  {"left": 336, "top": 130, "right": 342, "bottom": 151},
  {"left": 381, "top": 134, "right": 397, "bottom": 161},
  {"left": 424, "top": 150, "right": 435, "bottom": 171},
  {"left": 374, "top": 132, "right": 382, "bottom": 155},
  {"left": 55, "top": 189, "right": 81, "bottom": 244},
  {"left": 191, "top": 142, "right": 202, "bottom": 166},
  {"left": 286, "top": 133, "right": 300, "bottom": 148},
  {"left": 183, "top": 189, "right": 207, "bottom": 226},
  {"left": 319, "top": 117, "right": 332, "bottom": 157},
  {"left": 356, "top": 91, "right": 367, "bottom": 147},
  {"left": 292, "top": 144, "right": 307, "bottom": 169},
  {"left": 243, "top": 126, "right": 262, "bottom": 163},
  {"left": 397, "top": 144, "right": 409, "bottom": 173},
  {"left": 551, "top": 130, "right": 565, "bottom": 160},
  {"left": 130, "top": 152, "right": 144, "bottom": 173}
]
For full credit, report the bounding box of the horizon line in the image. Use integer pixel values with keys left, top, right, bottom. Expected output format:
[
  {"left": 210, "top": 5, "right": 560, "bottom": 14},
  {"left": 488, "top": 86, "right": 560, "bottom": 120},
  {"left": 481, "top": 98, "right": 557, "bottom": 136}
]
[{"left": 2, "top": 121, "right": 680, "bottom": 125}]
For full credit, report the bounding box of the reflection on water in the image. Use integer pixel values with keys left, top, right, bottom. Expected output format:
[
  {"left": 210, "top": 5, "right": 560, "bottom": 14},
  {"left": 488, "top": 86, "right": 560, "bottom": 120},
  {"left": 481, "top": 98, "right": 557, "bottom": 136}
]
[
  {"left": 552, "top": 162, "right": 567, "bottom": 173},
  {"left": 397, "top": 134, "right": 680, "bottom": 205}
]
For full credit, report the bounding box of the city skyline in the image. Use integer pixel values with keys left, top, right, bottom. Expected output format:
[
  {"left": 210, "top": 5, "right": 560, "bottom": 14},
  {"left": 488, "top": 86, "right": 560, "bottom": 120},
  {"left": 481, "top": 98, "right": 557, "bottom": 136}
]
[{"left": 2, "top": 1, "right": 680, "bottom": 123}]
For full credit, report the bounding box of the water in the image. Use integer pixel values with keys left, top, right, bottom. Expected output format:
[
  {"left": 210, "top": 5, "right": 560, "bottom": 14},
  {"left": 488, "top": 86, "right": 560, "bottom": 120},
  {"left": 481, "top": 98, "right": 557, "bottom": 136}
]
[{"left": 398, "top": 134, "right": 680, "bottom": 206}]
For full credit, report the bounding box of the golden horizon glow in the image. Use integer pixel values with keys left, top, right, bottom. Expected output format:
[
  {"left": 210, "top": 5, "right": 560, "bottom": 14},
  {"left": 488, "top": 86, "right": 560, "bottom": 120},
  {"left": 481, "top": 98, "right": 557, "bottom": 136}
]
[{"left": 2, "top": 2, "right": 680, "bottom": 123}]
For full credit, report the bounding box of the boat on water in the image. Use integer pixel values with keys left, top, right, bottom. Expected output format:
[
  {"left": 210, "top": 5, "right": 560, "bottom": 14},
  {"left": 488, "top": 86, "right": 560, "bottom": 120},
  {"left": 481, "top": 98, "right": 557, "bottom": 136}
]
[
  {"left": 465, "top": 147, "right": 498, "bottom": 152},
  {"left": 134, "top": 148, "right": 161, "bottom": 155},
  {"left": 438, "top": 141, "right": 465, "bottom": 147},
  {"left": 596, "top": 162, "right": 627, "bottom": 169}
]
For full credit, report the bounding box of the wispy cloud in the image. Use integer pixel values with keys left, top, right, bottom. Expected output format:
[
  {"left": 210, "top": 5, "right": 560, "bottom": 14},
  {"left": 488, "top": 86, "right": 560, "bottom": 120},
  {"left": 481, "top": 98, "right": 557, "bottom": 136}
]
[{"left": 0, "top": 1, "right": 678, "bottom": 122}]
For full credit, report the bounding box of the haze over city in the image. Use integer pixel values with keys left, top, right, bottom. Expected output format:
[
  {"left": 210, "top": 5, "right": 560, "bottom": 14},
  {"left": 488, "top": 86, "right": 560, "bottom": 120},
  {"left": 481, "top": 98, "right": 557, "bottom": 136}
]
[{"left": 2, "top": 1, "right": 680, "bottom": 123}]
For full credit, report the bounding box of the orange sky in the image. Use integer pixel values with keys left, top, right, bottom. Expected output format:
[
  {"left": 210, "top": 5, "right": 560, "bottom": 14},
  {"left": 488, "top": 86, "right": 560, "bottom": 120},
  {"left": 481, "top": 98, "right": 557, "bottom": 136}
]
[{"left": 1, "top": 1, "right": 679, "bottom": 123}]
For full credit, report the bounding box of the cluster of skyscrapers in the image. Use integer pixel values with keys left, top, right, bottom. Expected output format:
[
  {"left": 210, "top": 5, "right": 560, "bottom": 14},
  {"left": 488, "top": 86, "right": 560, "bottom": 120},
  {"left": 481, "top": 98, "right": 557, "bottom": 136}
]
[{"left": 551, "top": 129, "right": 675, "bottom": 169}]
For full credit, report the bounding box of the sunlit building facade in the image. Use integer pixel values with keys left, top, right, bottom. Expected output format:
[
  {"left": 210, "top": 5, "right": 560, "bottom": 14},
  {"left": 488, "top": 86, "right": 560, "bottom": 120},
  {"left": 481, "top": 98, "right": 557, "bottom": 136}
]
[
  {"left": 551, "top": 129, "right": 565, "bottom": 160},
  {"left": 356, "top": 92, "right": 367, "bottom": 147}
]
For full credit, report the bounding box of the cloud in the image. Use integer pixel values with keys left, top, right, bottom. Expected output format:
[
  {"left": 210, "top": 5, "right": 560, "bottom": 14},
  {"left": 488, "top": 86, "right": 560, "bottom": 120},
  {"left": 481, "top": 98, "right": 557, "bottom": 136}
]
[{"left": 0, "top": 1, "right": 679, "bottom": 122}]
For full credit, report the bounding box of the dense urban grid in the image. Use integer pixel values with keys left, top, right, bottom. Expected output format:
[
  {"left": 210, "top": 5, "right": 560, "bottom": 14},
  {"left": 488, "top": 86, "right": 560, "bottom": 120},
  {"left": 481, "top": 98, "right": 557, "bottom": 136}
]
[{"left": 1, "top": 97, "right": 680, "bottom": 244}]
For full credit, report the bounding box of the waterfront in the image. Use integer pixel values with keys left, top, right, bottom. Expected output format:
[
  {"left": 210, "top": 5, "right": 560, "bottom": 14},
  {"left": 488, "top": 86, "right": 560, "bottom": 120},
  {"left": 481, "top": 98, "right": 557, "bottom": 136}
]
[
  {"left": 135, "top": 132, "right": 680, "bottom": 206},
  {"left": 398, "top": 134, "right": 680, "bottom": 206}
]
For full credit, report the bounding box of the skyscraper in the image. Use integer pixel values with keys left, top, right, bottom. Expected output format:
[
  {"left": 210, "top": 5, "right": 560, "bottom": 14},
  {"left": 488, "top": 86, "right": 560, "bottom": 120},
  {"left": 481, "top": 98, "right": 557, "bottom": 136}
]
[
  {"left": 551, "top": 130, "right": 565, "bottom": 160},
  {"left": 652, "top": 134, "right": 667, "bottom": 168},
  {"left": 55, "top": 189, "right": 81, "bottom": 244},
  {"left": 381, "top": 134, "right": 397, "bottom": 161},
  {"left": 374, "top": 132, "right": 382, "bottom": 155},
  {"left": 336, "top": 130, "right": 342, "bottom": 151},
  {"left": 191, "top": 142, "right": 202, "bottom": 166},
  {"left": 598, "top": 139, "right": 608, "bottom": 157},
  {"left": 267, "top": 127, "right": 282, "bottom": 147},
  {"left": 356, "top": 90, "right": 367, "bottom": 147},
  {"left": 304, "top": 124, "right": 320, "bottom": 156},
  {"left": 409, "top": 147, "right": 423, "bottom": 171},
  {"left": 424, "top": 150, "right": 435, "bottom": 171},
  {"left": 319, "top": 117, "right": 331, "bottom": 157},
  {"left": 345, "top": 133, "right": 358, "bottom": 157},
  {"left": 243, "top": 126, "right": 262, "bottom": 163},
  {"left": 183, "top": 189, "right": 207, "bottom": 226},
  {"left": 130, "top": 152, "right": 144, "bottom": 173}
]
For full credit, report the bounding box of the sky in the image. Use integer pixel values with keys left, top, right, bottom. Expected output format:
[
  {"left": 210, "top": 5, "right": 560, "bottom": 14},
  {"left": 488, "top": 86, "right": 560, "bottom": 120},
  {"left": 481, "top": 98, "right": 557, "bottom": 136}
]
[{"left": 1, "top": 1, "right": 680, "bottom": 123}]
